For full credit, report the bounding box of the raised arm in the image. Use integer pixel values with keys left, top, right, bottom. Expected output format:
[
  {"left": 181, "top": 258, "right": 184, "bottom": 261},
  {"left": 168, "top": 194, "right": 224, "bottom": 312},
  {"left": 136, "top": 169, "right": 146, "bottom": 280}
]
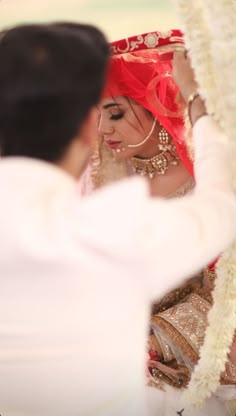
[
  {"left": 142, "top": 51, "right": 236, "bottom": 296},
  {"left": 142, "top": 115, "right": 236, "bottom": 293}
]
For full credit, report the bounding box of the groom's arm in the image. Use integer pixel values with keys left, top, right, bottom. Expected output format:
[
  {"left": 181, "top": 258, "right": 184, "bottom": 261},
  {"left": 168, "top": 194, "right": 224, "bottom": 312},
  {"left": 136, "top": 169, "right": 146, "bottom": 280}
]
[{"left": 142, "top": 114, "right": 236, "bottom": 296}]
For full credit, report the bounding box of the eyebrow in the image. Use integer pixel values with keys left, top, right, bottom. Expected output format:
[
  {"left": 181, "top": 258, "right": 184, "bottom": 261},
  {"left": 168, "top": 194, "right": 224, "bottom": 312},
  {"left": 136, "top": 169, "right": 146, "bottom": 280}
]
[{"left": 103, "top": 102, "right": 121, "bottom": 109}]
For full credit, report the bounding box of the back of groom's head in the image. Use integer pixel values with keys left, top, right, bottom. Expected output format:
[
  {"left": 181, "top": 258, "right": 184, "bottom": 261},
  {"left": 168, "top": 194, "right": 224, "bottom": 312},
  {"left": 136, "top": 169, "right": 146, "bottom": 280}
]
[{"left": 0, "top": 23, "right": 109, "bottom": 162}]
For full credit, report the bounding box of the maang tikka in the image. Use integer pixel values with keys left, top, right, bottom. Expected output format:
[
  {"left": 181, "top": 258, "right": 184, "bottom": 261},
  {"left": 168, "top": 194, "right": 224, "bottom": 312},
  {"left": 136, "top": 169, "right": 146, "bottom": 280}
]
[{"left": 131, "top": 126, "right": 179, "bottom": 179}]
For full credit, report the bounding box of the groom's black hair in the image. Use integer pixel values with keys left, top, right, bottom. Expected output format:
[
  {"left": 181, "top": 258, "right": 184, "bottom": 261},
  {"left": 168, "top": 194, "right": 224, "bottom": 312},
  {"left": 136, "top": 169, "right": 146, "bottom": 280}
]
[{"left": 0, "top": 23, "right": 109, "bottom": 161}]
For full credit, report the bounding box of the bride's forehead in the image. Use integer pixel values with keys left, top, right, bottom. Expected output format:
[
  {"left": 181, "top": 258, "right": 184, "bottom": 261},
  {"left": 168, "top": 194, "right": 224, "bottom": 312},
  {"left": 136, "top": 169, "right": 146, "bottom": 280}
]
[{"left": 100, "top": 95, "right": 125, "bottom": 106}]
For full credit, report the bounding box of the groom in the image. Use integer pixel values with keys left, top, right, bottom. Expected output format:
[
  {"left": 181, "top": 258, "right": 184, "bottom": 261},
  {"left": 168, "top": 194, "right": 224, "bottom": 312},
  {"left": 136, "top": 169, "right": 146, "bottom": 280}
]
[{"left": 0, "top": 23, "right": 235, "bottom": 416}]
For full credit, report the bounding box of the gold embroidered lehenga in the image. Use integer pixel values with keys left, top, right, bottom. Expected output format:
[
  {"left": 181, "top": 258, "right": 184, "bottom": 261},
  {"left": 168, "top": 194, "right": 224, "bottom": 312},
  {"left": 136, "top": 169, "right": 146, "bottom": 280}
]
[{"left": 148, "top": 263, "right": 236, "bottom": 391}]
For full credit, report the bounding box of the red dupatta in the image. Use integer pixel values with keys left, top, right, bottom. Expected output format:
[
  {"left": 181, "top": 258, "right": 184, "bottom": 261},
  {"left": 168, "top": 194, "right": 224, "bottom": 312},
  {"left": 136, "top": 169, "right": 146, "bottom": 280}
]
[{"left": 103, "top": 30, "right": 193, "bottom": 175}]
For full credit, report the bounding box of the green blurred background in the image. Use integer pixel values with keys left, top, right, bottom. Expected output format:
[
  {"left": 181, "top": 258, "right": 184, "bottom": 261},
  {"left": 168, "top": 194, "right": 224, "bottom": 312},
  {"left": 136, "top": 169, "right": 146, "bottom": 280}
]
[{"left": 0, "top": 0, "right": 180, "bottom": 40}]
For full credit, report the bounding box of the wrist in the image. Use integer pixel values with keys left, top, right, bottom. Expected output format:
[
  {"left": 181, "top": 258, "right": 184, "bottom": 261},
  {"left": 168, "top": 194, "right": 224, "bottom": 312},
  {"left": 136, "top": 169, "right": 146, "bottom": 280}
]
[{"left": 187, "top": 92, "right": 207, "bottom": 126}]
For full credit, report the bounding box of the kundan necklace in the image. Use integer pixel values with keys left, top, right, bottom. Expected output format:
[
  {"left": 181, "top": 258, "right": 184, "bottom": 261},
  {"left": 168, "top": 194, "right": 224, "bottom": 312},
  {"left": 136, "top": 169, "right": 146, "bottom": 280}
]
[{"left": 131, "top": 127, "right": 179, "bottom": 179}]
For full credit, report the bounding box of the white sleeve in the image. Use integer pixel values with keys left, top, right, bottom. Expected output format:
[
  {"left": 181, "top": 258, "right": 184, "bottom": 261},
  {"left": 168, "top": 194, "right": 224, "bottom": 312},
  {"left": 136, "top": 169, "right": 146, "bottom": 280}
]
[
  {"left": 138, "top": 116, "right": 236, "bottom": 297},
  {"left": 193, "top": 115, "right": 233, "bottom": 192},
  {"left": 79, "top": 116, "right": 236, "bottom": 298}
]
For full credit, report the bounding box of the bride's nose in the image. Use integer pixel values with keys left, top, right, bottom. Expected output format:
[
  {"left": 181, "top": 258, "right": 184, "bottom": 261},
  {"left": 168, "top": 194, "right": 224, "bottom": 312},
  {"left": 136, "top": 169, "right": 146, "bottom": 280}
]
[{"left": 97, "top": 116, "right": 114, "bottom": 136}]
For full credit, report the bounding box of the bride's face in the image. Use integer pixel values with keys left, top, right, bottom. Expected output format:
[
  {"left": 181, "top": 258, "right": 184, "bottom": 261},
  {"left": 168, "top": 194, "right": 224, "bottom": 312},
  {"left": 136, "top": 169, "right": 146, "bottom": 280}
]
[{"left": 97, "top": 95, "right": 159, "bottom": 159}]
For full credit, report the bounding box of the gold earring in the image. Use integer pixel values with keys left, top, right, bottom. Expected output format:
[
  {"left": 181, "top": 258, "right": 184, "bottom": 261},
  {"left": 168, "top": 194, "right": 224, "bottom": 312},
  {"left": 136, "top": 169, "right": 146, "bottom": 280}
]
[{"left": 158, "top": 127, "right": 170, "bottom": 152}]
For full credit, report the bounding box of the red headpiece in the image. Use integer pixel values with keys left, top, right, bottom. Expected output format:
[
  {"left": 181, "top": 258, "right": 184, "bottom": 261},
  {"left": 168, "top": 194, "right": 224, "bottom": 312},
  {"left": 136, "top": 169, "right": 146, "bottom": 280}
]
[{"left": 103, "top": 30, "right": 193, "bottom": 175}]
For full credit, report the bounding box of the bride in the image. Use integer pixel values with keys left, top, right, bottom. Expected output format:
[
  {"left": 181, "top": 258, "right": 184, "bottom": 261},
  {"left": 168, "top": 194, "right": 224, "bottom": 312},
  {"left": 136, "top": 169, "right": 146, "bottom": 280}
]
[{"left": 79, "top": 29, "right": 236, "bottom": 415}]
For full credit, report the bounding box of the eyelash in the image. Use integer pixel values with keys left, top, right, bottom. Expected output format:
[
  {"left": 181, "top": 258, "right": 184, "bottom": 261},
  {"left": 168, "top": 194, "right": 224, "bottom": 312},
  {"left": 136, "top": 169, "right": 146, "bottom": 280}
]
[{"left": 110, "top": 112, "right": 124, "bottom": 120}]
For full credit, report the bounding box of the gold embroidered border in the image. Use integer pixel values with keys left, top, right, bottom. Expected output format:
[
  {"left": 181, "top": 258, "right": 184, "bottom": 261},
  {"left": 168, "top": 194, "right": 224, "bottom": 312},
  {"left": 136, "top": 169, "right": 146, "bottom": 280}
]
[{"left": 151, "top": 315, "right": 199, "bottom": 364}]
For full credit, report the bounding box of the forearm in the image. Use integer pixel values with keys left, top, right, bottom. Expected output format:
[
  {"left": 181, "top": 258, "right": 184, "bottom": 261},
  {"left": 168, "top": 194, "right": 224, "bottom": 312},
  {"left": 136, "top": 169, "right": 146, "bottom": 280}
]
[{"left": 189, "top": 94, "right": 207, "bottom": 126}]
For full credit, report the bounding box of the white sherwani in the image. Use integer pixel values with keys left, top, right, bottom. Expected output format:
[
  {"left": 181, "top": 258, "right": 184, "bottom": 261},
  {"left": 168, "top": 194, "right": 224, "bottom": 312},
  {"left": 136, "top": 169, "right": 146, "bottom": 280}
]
[{"left": 0, "top": 116, "right": 235, "bottom": 416}]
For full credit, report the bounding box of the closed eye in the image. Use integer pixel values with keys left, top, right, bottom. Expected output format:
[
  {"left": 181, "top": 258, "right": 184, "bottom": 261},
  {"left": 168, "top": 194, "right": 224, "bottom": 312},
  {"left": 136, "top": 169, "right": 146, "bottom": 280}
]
[{"left": 110, "top": 113, "right": 124, "bottom": 120}]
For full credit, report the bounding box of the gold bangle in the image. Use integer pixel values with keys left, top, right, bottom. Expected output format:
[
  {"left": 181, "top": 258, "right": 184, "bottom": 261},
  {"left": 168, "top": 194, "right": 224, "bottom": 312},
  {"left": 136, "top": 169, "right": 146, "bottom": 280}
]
[
  {"left": 175, "top": 45, "right": 186, "bottom": 53},
  {"left": 174, "top": 45, "right": 188, "bottom": 58},
  {"left": 187, "top": 91, "right": 200, "bottom": 106},
  {"left": 187, "top": 91, "right": 200, "bottom": 125}
]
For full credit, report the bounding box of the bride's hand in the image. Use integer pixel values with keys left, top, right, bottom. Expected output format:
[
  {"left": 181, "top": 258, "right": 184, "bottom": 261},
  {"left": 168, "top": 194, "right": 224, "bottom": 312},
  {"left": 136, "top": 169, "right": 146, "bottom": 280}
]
[
  {"left": 173, "top": 49, "right": 198, "bottom": 102},
  {"left": 173, "top": 49, "right": 207, "bottom": 125}
]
